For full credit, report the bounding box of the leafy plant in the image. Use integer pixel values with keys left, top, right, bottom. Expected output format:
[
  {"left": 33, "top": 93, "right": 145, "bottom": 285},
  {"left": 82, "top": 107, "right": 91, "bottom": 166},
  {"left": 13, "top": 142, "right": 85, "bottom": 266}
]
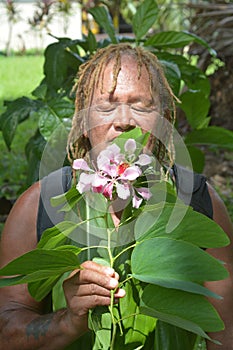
[
  {"left": 0, "top": 129, "right": 230, "bottom": 349},
  {"left": 1, "top": 0, "right": 233, "bottom": 185}
]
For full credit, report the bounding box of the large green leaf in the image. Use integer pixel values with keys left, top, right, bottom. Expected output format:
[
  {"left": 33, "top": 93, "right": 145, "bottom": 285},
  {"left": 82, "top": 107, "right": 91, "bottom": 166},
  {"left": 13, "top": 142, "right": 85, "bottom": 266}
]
[
  {"left": 25, "top": 130, "right": 46, "bottom": 184},
  {"left": 140, "top": 284, "right": 224, "bottom": 336},
  {"left": 132, "top": 0, "right": 158, "bottom": 41},
  {"left": 145, "top": 31, "right": 215, "bottom": 54},
  {"left": 160, "top": 60, "right": 181, "bottom": 96},
  {"left": 0, "top": 249, "right": 80, "bottom": 276},
  {"left": 118, "top": 280, "right": 156, "bottom": 347},
  {"left": 185, "top": 126, "right": 233, "bottom": 150},
  {"left": 131, "top": 237, "right": 228, "bottom": 296},
  {"left": 50, "top": 186, "right": 82, "bottom": 213},
  {"left": 180, "top": 91, "right": 210, "bottom": 129},
  {"left": 186, "top": 146, "right": 205, "bottom": 174},
  {"left": 0, "top": 97, "right": 40, "bottom": 149},
  {"left": 28, "top": 275, "right": 61, "bottom": 301},
  {"left": 154, "top": 321, "right": 197, "bottom": 350},
  {"left": 89, "top": 306, "right": 112, "bottom": 349},
  {"left": 89, "top": 6, "right": 118, "bottom": 44},
  {"left": 44, "top": 39, "right": 81, "bottom": 93},
  {"left": 135, "top": 204, "right": 229, "bottom": 248},
  {"left": 38, "top": 99, "right": 73, "bottom": 141},
  {"left": 38, "top": 221, "right": 86, "bottom": 249},
  {"left": 156, "top": 52, "right": 210, "bottom": 95}
]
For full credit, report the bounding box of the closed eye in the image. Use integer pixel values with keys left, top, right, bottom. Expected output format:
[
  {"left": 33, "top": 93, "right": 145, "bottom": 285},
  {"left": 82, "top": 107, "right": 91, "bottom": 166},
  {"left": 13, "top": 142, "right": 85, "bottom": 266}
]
[{"left": 94, "top": 103, "right": 116, "bottom": 113}]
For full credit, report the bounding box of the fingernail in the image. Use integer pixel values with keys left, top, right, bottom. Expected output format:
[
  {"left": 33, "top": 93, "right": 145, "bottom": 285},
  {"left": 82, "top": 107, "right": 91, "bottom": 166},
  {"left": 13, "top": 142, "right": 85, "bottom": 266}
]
[
  {"left": 106, "top": 267, "right": 115, "bottom": 276},
  {"left": 109, "top": 278, "right": 118, "bottom": 288},
  {"left": 117, "top": 288, "right": 126, "bottom": 297}
]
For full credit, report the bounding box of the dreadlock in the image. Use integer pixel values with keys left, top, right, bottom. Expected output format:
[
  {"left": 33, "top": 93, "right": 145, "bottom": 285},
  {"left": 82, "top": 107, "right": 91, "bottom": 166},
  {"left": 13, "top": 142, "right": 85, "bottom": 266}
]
[{"left": 67, "top": 43, "right": 177, "bottom": 166}]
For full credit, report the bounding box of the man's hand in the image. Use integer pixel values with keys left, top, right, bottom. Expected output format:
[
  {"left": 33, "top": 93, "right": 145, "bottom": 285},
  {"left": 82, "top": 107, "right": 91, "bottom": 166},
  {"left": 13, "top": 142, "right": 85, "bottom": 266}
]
[{"left": 63, "top": 261, "right": 126, "bottom": 335}]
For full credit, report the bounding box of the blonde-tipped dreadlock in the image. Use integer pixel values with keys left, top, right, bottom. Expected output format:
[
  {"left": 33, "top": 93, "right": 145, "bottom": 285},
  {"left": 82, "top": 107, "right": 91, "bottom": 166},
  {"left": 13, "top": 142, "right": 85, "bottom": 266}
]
[{"left": 67, "top": 43, "right": 178, "bottom": 166}]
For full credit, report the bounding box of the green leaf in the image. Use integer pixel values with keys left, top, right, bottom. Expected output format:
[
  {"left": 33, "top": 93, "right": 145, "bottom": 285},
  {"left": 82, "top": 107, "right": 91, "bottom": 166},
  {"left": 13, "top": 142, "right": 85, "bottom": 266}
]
[
  {"left": 160, "top": 60, "right": 181, "bottom": 96},
  {"left": 38, "top": 99, "right": 73, "bottom": 141},
  {"left": 140, "top": 284, "right": 224, "bottom": 335},
  {"left": 25, "top": 130, "right": 46, "bottom": 184},
  {"left": 119, "top": 280, "right": 157, "bottom": 346},
  {"left": 44, "top": 39, "right": 81, "bottom": 93},
  {"left": 186, "top": 146, "right": 205, "bottom": 174},
  {"left": 185, "top": 126, "right": 233, "bottom": 150},
  {"left": 145, "top": 31, "right": 215, "bottom": 55},
  {"left": 156, "top": 52, "right": 210, "bottom": 95},
  {"left": 89, "top": 6, "right": 118, "bottom": 44},
  {"left": 132, "top": 0, "right": 158, "bottom": 41},
  {"left": 0, "top": 97, "right": 40, "bottom": 149},
  {"left": 87, "top": 29, "right": 97, "bottom": 53},
  {"left": 28, "top": 275, "right": 61, "bottom": 301},
  {"left": 135, "top": 204, "right": 229, "bottom": 248},
  {"left": 131, "top": 237, "right": 228, "bottom": 294},
  {"left": 38, "top": 221, "right": 84, "bottom": 249},
  {"left": 180, "top": 91, "right": 210, "bottom": 129},
  {"left": 0, "top": 249, "right": 80, "bottom": 276},
  {"left": 90, "top": 307, "right": 112, "bottom": 350},
  {"left": 154, "top": 321, "right": 197, "bottom": 350},
  {"left": 50, "top": 186, "right": 82, "bottom": 213}
]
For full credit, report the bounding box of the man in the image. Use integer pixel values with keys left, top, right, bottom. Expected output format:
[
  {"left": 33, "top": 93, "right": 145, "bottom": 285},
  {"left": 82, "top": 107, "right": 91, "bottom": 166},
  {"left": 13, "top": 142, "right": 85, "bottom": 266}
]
[{"left": 0, "top": 43, "right": 232, "bottom": 349}]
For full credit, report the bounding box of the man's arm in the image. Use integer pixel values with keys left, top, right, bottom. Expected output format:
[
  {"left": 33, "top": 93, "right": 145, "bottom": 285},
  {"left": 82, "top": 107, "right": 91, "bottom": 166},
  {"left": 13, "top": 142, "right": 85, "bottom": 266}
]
[
  {"left": 205, "top": 184, "right": 233, "bottom": 349},
  {"left": 0, "top": 183, "right": 125, "bottom": 350}
]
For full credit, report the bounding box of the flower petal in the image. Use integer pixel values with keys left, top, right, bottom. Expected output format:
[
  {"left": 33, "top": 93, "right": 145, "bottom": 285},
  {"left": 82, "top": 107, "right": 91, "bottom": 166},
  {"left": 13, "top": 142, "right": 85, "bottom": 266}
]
[
  {"left": 135, "top": 154, "right": 152, "bottom": 166},
  {"left": 132, "top": 194, "right": 143, "bottom": 208},
  {"left": 116, "top": 182, "right": 131, "bottom": 200},
  {"left": 92, "top": 173, "right": 108, "bottom": 187},
  {"left": 103, "top": 182, "right": 114, "bottom": 200},
  {"left": 136, "top": 187, "right": 152, "bottom": 200},
  {"left": 121, "top": 166, "right": 142, "bottom": 181},
  {"left": 76, "top": 173, "right": 94, "bottom": 193},
  {"left": 124, "top": 139, "right": 136, "bottom": 154},
  {"left": 73, "top": 159, "right": 92, "bottom": 171}
]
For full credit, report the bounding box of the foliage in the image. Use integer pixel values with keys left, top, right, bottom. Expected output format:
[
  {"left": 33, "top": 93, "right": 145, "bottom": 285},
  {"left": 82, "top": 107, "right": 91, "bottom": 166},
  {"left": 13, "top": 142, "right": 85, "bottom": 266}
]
[
  {"left": 0, "top": 55, "right": 44, "bottom": 199},
  {"left": 0, "top": 129, "right": 230, "bottom": 349},
  {"left": 1, "top": 0, "right": 233, "bottom": 187}
]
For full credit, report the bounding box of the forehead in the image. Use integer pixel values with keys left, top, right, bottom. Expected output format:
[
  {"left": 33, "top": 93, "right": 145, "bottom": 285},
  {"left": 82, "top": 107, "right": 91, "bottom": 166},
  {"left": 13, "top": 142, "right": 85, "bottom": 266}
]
[{"left": 91, "top": 55, "right": 153, "bottom": 104}]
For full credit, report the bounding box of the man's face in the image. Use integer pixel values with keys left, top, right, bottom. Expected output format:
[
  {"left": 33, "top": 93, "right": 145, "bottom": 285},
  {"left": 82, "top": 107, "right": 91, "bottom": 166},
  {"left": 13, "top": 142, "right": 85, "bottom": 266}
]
[{"left": 85, "top": 56, "right": 162, "bottom": 161}]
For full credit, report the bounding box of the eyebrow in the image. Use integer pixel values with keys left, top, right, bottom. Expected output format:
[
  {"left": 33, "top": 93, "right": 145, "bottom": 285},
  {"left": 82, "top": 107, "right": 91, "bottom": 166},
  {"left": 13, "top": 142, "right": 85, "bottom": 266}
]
[{"left": 94, "top": 96, "right": 155, "bottom": 106}]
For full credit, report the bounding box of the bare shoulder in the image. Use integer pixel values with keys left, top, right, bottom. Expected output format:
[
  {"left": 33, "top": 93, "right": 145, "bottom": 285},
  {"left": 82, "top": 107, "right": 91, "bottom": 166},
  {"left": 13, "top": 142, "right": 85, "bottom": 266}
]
[
  {"left": 206, "top": 183, "right": 233, "bottom": 264},
  {"left": 207, "top": 183, "right": 233, "bottom": 236},
  {"left": 0, "top": 181, "right": 41, "bottom": 265},
  {"left": 0, "top": 181, "right": 51, "bottom": 313}
]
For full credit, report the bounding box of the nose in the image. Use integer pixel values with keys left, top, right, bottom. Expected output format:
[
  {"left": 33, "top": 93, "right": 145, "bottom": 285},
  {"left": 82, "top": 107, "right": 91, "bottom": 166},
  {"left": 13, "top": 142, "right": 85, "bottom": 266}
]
[{"left": 113, "top": 104, "right": 136, "bottom": 132}]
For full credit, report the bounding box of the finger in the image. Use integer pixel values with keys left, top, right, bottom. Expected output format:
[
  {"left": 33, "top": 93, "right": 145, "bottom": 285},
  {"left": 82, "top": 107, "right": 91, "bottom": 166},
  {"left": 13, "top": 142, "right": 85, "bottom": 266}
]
[
  {"left": 81, "top": 260, "right": 116, "bottom": 277},
  {"left": 78, "top": 269, "right": 119, "bottom": 290}
]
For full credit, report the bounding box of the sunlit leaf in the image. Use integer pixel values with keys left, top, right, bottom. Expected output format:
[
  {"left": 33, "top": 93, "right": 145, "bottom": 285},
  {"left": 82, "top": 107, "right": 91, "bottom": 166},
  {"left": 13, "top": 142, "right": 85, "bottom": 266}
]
[{"left": 132, "top": 0, "right": 158, "bottom": 41}]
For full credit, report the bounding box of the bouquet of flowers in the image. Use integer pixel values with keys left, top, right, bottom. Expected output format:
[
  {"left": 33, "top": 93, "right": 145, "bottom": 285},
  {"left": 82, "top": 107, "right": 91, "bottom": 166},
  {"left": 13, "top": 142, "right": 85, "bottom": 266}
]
[{"left": 0, "top": 128, "right": 229, "bottom": 350}]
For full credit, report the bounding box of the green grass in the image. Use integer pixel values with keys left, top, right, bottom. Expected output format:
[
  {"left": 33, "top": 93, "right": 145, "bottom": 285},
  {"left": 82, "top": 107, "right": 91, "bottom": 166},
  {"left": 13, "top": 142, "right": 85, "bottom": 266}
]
[{"left": 0, "top": 55, "right": 44, "bottom": 112}]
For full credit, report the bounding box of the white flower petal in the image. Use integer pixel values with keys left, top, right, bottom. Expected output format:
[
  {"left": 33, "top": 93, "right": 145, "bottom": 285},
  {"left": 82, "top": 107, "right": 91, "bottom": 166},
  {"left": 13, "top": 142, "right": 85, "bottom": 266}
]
[
  {"left": 76, "top": 173, "right": 94, "bottom": 193},
  {"left": 135, "top": 154, "right": 152, "bottom": 166},
  {"left": 132, "top": 194, "right": 143, "bottom": 208},
  {"left": 121, "top": 166, "right": 141, "bottom": 181},
  {"left": 116, "top": 182, "right": 130, "bottom": 200},
  {"left": 92, "top": 174, "right": 108, "bottom": 187},
  {"left": 124, "top": 139, "right": 136, "bottom": 154},
  {"left": 73, "top": 159, "right": 92, "bottom": 171},
  {"left": 136, "top": 187, "right": 152, "bottom": 200}
]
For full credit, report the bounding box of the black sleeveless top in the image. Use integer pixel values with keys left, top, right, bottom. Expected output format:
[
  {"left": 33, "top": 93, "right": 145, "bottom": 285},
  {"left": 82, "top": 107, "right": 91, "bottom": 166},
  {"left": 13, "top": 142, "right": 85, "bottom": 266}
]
[{"left": 37, "top": 165, "right": 213, "bottom": 241}]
